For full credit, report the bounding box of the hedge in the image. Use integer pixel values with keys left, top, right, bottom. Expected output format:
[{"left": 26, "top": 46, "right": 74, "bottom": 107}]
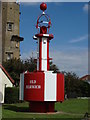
[{"left": 5, "top": 87, "right": 19, "bottom": 104}]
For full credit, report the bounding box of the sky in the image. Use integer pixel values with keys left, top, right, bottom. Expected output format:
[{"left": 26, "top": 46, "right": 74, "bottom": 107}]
[{"left": 20, "top": 2, "right": 88, "bottom": 77}]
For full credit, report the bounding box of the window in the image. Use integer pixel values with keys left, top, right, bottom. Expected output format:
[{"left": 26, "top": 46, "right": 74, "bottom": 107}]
[
  {"left": 43, "top": 41, "right": 46, "bottom": 44},
  {"left": 7, "top": 53, "right": 11, "bottom": 60},
  {"left": 43, "top": 40, "right": 46, "bottom": 44},
  {"left": 6, "top": 52, "right": 13, "bottom": 60},
  {"left": 7, "top": 22, "right": 13, "bottom": 31},
  {"left": 16, "top": 42, "right": 19, "bottom": 48}
]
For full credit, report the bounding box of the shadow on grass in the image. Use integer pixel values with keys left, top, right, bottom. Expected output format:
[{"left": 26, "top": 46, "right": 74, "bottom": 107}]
[
  {"left": 4, "top": 104, "right": 30, "bottom": 112},
  {"left": 4, "top": 105, "right": 58, "bottom": 113}
]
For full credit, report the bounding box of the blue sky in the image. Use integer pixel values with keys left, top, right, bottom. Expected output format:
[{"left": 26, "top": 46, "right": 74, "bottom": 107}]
[{"left": 20, "top": 2, "right": 88, "bottom": 77}]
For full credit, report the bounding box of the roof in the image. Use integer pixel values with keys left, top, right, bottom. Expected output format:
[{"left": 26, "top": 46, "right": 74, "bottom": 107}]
[
  {"left": 11, "top": 35, "right": 24, "bottom": 42},
  {"left": 80, "top": 75, "right": 90, "bottom": 80},
  {"left": 0, "top": 64, "right": 14, "bottom": 84}
]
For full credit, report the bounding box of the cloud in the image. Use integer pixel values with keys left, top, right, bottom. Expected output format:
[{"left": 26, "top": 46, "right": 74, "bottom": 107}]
[
  {"left": 19, "top": 0, "right": 53, "bottom": 2},
  {"left": 69, "top": 34, "right": 88, "bottom": 43},
  {"left": 2, "top": 0, "right": 89, "bottom": 2},
  {"left": 19, "top": 0, "right": 89, "bottom": 2},
  {"left": 50, "top": 49, "right": 88, "bottom": 77},
  {"left": 21, "top": 50, "right": 37, "bottom": 60},
  {"left": 83, "top": 4, "right": 88, "bottom": 12},
  {"left": 20, "top": 2, "right": 39, "bottom": 6},
  {"left": 1, "top": 0, "right": 89, "bottom": 2},
  {"left": 21, "top": 47, "right": 88, "bottom": 77},
  {"left": 2, "top": 0, "right": 16, "bottom": 2}
]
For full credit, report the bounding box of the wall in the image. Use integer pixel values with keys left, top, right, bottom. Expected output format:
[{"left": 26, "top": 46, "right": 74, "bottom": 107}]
[
  {"left": 0, "top": 2, "right": 2, "bottom": 64},
  {"left": 0, "top": 67, "right": 13, "bottom": 103},
  {"left": 2, "top": 2, "right": 20, "bottom": 61}
]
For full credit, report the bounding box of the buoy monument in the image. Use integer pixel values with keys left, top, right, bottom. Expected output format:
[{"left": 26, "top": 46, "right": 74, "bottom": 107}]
[{"left": 20, "top": 2, "right": 64, "bottom": 113}]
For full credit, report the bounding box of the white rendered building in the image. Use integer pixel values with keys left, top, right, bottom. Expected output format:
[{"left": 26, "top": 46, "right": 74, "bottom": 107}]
[{"left": 0, "top": 64, "right": 14, "bottom": 103}]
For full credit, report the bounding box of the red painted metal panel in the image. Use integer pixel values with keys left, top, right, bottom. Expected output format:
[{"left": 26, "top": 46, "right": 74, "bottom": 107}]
[
  {"left": 24, "top": 72, "right": 44, "bottom": 101},
  {"left": 29, "top": 102, "right": 55, "bottom": 113},
  {"left": 47, "top": 102, "right": 55, "bottom": 112},
  {"left": 57, "top": 73, "right": 64, "bottom": 102},
  {"left": 30, "top": 102, "right": 46, "bottom": 113}
]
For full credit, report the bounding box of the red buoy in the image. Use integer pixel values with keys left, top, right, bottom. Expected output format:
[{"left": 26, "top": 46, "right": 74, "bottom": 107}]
[{"left": 40, "top": 2, "right": 47, "bottom": 11}]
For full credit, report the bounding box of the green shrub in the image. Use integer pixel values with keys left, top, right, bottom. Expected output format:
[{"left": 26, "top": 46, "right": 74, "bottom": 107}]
[{"left": 5, "top": 87, "right": 19, "bottom": 104}]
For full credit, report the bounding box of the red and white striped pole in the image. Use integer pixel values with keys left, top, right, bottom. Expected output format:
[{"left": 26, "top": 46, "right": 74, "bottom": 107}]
[
  {"left": 35, "top": 28, "right": 53, "bottom": 71},
  {"left": 33, "top": 3, "right": 53, "bottom": 71}
]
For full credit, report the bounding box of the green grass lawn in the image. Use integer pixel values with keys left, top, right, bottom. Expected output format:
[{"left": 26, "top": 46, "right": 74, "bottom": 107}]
[
  {"left": 2, "top": 98, "right": 89, "bottom": 119},
  {"left": 55, "top": 98, "right": 88, "bottom": 114}
]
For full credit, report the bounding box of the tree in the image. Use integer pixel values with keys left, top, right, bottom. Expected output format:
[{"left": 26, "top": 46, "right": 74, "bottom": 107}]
[
  {"left": 3, "top": 59, "right": 24, "bottom": 86},
  {"left": 64, "top": 71, "right": 90, "bottom": 98},
  {"left": 23, "top": 57, "right": 37, "bottom": 72},
  {"left": 3, "top": 58, "right": 59, "bottom": 85},
  {"left": 3, "top": 57, "right": 37, "bottom": 86},
  {"left": 49, "top": 61, "right": 60, "bottom": 73},
  {"left": 3, "top": 59, "right": 89, "bottom": 97}
]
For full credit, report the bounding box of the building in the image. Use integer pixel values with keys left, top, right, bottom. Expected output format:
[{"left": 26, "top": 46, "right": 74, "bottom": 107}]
[
  {"left": 0, "top": 64, "right": 14, "bottom": 103},
  {"left": 1, "top": 2, "right": 23, "bottom": 62},
  {"left": 0, "top": 1, "right": 2, "bottom": 64},
  {"left": 80, "top": 75, "right": 90, "bottom": 84}
]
